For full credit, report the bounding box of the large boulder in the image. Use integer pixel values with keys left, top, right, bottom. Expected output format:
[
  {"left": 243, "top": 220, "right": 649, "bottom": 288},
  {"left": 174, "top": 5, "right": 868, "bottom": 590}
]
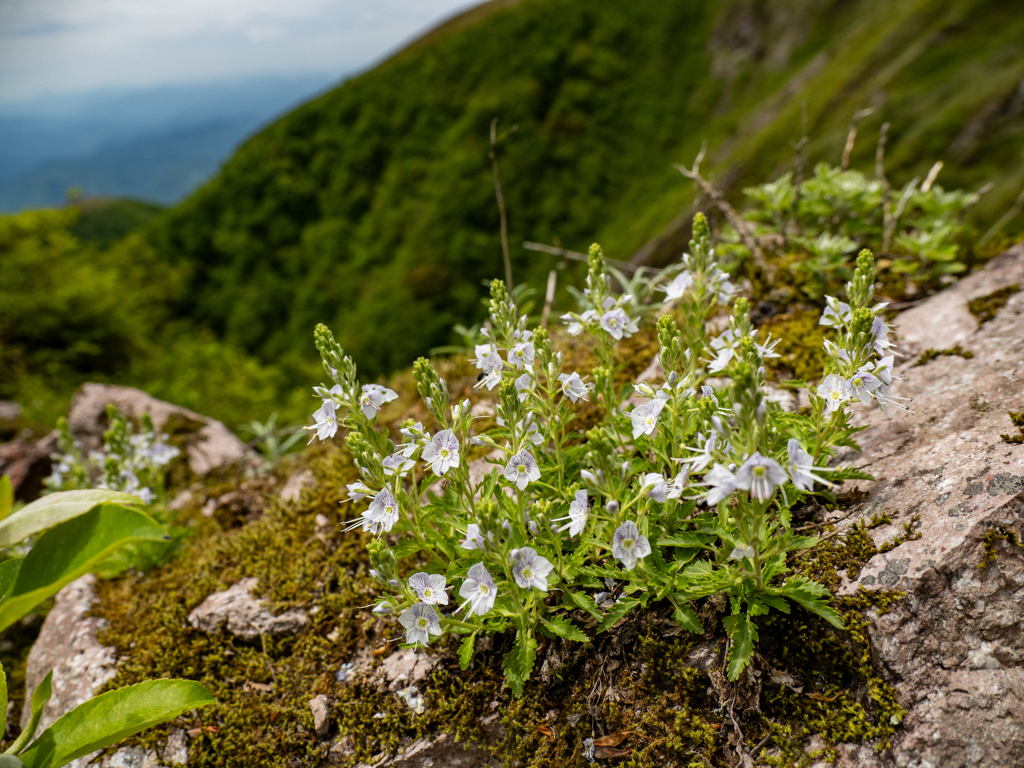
[
  {"left": 67, "top": 383, "right": 253, "bottom": 476},
  {"left": 828, "top": 245, "right": 1024, "bottom": 767}
]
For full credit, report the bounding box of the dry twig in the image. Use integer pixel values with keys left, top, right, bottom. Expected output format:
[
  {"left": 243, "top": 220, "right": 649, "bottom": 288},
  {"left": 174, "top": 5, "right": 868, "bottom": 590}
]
[
  {"left": 674, "top": 142, "right": 769, "bottom": 276},
  {"left": 841, "top": 107, "right": 875, "bottom": 170},
  {"left": 490, "top": 117, "right": 518, "bottom": 289}
]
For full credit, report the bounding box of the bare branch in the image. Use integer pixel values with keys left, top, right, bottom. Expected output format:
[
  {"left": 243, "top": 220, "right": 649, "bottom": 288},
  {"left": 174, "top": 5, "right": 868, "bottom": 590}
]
[
  {"left": 921, "top": 160, "right": 943, "bottom": 193},
  {"left": 841, "top": 107, "right": 874, "bottom": 171},
  {"left": 523, "top": 241, "right": 638, "bottom": 272},
  {"left": 884, "top": 177, "right": 920, "bottom": 253},
  {"left": 541, "top": 270, "right": 557, "bottom": 329},
  {"left": 490, "top": 117, "right": 517, "bottom": 290},
  {"left": 876, "top": 122, "right": 891, "bottom": 252},
  {"left": 674, "top": 143, "right": 769, "bottom": 275}
]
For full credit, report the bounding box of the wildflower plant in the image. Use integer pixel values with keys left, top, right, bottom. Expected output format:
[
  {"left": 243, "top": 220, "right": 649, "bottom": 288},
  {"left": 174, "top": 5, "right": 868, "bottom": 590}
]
[
  {"left": 44, "top": 405, "right": 180, "bottom": 505},
  {"left": 308, "top": 214, "right": 902, "bottom": 691}
]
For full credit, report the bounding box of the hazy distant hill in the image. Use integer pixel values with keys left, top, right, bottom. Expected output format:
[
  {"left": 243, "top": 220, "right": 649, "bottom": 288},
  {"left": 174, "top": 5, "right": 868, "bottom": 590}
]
[
  {"left": 0, "top": 75, "right": 340, "bottom": 211},
  {"left": 148, "top": 0, "right": 1024, "bottom": 380}
]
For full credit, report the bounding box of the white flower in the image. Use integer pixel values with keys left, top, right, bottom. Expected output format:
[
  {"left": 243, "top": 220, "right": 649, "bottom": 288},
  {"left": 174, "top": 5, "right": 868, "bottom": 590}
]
[
  {"left": 359, "top": 384, "right": 398, "bottom": 420},
  {"left": 733, "top": 452, "right": 788, "bottom": 502},
  {"left": 472, "top": 343, "right": 503, "bottom": 372},
  {"left": 135, "top": 487, "right": 156, "bottom": 505},
  {"left": 600, "top": 308, "right": 638, "bottom": 340},
  {"left": 665, "top": 467, "right": 690, "bottom": 499},
  {"left": 698, "top": 385, "right": 719, "bottom": 406},
  {"left": 504, "top": 449, "right": 541, "bottom": 490},
  {"left": 558, "top": 372, "right": 589, "bottom": 403},
  {"left": 630, "top": 398, "right": 668, "bottom": 440},
  {"left": 146, "top": 443, "right": 180, "bottom": 466},
  {"left": 514, "top": 372, "right": 534, "bottom": 401},
  {"left": 554, "top": 489, "right": 589, "bottom": 536},
  {"left": 681, "top": 431, "right": 717, "bottom": 473},
  {"left": 422, "top": 429, "right": 460, "bottom": 475},
  {"left": 703, "top": 463, "right": 737, "bottom": 506},
  {"left": 787, "top": 439, "right": 833, "bottom": 491},
  {"left": 848, "top": 369, "right": 881, "bottom": 402},
  {"left": 510, "top": 341, "right": 535, "bottom": 370},
  {"left": 459, "top": 563, "right": 497, "bottom": 617},
  {"left": 819, "top": 297, "right": 851, "bottom": 329},
  {"left": 346, "top": 481, "right": 374, "bottom": 502},
  {"left": 641, "top": 472, "right": 668, "bottom": 503},
  {"left": 460, "top": 523, "right": 487, "bottom": 551},
  {"left": 660, "top": 271, "right": 693, "bottom": 300},
  {"left": 817, "top": 374, "right": 852, "bottom": 413},
  {"left": 306, "top": 400, "right": 338, "bottom": 443},
  {"left": 399, "top": 603, "right": 442, "bottom": 646},
  {"left": 366, "top": 488, "right": 399, "bottom": 533},
  {"left": 729, "top": 545, "right": 756, "bottom": 562},
  {"left": 707, "top": 348, "right": 735, "bottom": 373},
  {"left": 408, "top": 573, "right": 448, "bottom": 605},
  {"left": 383, "top": 453, "right": 415, "bottom": 478},
  {"left": 612, "top": 521, "right": 651, "bottom": 571},
  {"left": 512, "top": 547, "right": 554, "bottom": 592}
]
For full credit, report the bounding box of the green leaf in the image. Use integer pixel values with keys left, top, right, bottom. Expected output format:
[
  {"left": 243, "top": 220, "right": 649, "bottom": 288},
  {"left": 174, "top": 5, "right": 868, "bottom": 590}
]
[
  {"left": 0, "top": 755, "right": 23, "bottom": 767},
  {"left": 722, "top": 614, "right": 758, "bottom": 681},
  {"left": 458, "top": 634, "right": 476, "bottom": 671},
  {"left": 0, "top": 477, "right": 13, "bottom": 523},
  {"left": 670, "top": 602, "right": 703, "bottom": 634},
  {"left": 8, "top": 671, "right": 52, "bottom": 755},
  {"left": 777, "top": 576, "right": 845, "bottom": 629},
  {"left": 502, "top": 630, "right": 537, "bottom": 698},
  {"left": 540, "top": 616, "right": 589, "bottom": 643},
  {"left": 777, "top": 379, "right": 808, "bottom": 391},
  {"left": 0, "top": 505, "right": 167, "bottom": 633},
  {"left": 561, "top": 591, "right": 602, "bottom": 621},
  {"left": 0, "top": 659, "right": 7, "bottom": 739},
  {"left": 0, "top": 559, "right": 24, "bottom": 602},
  {"left": 657, "top": 534, "right": 708, "bottom": 548},
  {"left": 596, "top": 597, "right": 640, "bottom": 634},
  {"left": 0, "top": 490, "right": 141, "bottom": 548},
  {"left": 18, "top": 679, "right": 214, "bottom": 768}
]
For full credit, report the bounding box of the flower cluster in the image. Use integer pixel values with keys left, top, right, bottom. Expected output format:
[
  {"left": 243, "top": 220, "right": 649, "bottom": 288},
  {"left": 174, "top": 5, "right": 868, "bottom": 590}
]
[
  {"left": 307, "top": 215, "right": 900, "bottom": 690},
  {"left": 44, "top": 405, "right": 179, "bottom": 505}
]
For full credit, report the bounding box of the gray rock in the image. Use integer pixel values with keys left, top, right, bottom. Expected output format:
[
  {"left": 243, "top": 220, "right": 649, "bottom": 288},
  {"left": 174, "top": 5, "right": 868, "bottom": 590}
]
[
  {"left": 21, "top": 575, "right": 118, "bottom": 766},
  {"left": 825, "top": 245, "right": 1024, "bottom": 767},
  {"left": 379, "top": 648, "right": 437, "bottom": 692},
  {"left": 279, "top": 469, "right": 315, "bottom": 503},
  {"left": 186, "top": 577, "right": 309, "bottom": 641},
  {"left": 310, "top": 694, "right": 331, "bottom": 738},
  {"left": 0, "top": 401, "right": 23, "bottom": 421},
  {"left": 353, "top": 732, "right": 499, "bottom": 768},
  {"left": 67, "top": 383, "right": 253, "bottom": 476}
]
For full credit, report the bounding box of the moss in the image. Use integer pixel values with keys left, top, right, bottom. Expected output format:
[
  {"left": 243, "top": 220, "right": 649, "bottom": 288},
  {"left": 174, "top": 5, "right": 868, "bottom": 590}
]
[
  {"left": 1000, "top": 411, "right": 1024, "bottom": 445},
  {"left": 761, "top": 310, "right": 826, "bottom": 382},
  {"left": 978, "top": 526, "right": 1022, "bottom": 569},
  {"left": 913, "top": 345, "right": 974, "bottom": 367},
  {"left": 877, "top": 516, "right": 923, "bottom": 555},
  {"left": 966, "top": 283, "right": 1020, "bottom": 324},
  {"left": 0, "top": 607, "right": 49, "bottom": 747}
]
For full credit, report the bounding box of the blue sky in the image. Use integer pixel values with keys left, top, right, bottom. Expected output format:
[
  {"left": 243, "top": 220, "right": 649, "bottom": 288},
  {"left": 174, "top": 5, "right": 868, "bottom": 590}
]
[{"left": 0, "top": 0, "right": 480, "bottom": 107}]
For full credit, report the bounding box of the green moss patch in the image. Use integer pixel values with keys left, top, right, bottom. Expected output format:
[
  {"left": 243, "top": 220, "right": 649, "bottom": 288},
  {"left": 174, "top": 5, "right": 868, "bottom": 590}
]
[
  {"left": 913, "top": 345, "right": 974, "bottom": 367},
  {"left": 1000, "top": 411, "right": 1024, "bottom": 445},
  {"left": 967, "top": 283, "right": 1020, "bottom": 324}
]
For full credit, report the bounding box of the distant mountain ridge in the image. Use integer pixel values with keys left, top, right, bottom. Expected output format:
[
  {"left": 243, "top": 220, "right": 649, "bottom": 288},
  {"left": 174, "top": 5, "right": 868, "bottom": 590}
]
[{"left": 0, "top": 75, "right": 341, "bottom": 211}]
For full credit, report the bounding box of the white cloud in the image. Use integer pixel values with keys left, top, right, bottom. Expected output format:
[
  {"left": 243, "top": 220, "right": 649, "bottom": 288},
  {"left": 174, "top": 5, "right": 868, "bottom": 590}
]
[{"left": 0, "top": 0, "right": 480, "bottom": 104}]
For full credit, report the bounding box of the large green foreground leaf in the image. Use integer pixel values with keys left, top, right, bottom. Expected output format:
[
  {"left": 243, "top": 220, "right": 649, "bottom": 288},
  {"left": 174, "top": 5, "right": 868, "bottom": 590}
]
[
  {"left": 0, "top": 490, "right": 141, "bottom": 548},
  {"left": 0, "top": 504, "right": 167, "bottom": 632},
  {"left": 17, "top": 680, "right": 214, "bottom": 768}
]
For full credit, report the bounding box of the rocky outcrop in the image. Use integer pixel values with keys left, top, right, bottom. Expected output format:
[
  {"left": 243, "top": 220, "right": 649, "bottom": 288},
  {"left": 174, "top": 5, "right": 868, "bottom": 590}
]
[
  {"left": 67, "top": 383, "right": 253, "bottom": 476},
  {"left": 20, "top": 575, "right": 119, "bottom": 743},
  {"left": 186, "top": 577, "right": 309, "bottom": 641},
  {"left": 826, "top": 245, "right": 1024, "bottom": 767}
]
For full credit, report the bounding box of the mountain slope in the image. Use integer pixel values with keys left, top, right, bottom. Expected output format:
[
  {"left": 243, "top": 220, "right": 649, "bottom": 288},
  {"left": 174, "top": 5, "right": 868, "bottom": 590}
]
[{"left": 149, "top": 0, "right": 1024, "bottom": 380}]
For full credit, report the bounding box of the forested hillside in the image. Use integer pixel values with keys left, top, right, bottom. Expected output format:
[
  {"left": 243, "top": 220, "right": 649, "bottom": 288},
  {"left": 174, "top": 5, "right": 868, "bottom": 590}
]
[
  {"left": 3, "top": 0, "right": 1023, "bottom": 430},
  {"left": 149, "top": 0, "right": 1024, "bottom": 379}
]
